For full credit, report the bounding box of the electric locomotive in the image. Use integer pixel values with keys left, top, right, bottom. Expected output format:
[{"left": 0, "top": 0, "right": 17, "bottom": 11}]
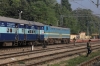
[
  {"left": 44, "top": 25, "right": 70, "bottom": 44},
  {"left": 0, "top": 16, "right": 70, "bottom": 47},
  {"left": 0, "top": 16, "right": 44, "bottom": 46}
]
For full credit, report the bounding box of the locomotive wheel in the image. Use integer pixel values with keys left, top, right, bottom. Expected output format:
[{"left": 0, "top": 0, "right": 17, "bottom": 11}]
[{"left": 65, "top": 39, "right": 68, "bottom": 44}]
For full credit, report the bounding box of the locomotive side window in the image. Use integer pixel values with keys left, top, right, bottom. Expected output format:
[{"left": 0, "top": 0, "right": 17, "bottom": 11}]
[
  {"left": 10, "top": 28, "right": 12, "bottom": 32},
  {"left": 30, "top": 30, "right": 31, "bottom": 33},
  {"left": 34, "top": 30, "right": 35, "bottom": 33},
  {"left": 7, "top": 28, "right": 9, "bottom": 32},
  {"left": 32, "top": 30, "right": 33, "bottom": 33},
  {"left": 28, "top": 30, "right": 30, "bottom": 33}
]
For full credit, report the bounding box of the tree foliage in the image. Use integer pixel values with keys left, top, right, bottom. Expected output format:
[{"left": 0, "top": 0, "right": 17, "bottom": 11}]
[
  {"left": 73, "top": 8, "right": 100, "bottom": 35},
  {"left": 0, "top": 0, "right": 99, "bottom": 34}
]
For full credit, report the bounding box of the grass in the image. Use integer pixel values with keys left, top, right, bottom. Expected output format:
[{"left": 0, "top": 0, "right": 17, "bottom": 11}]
[
  {"left": 18, "top": 61, "right": 25, "bottom": 64},
  {"left": 49, "top": 50, "right": 100, "bottom": 66}
]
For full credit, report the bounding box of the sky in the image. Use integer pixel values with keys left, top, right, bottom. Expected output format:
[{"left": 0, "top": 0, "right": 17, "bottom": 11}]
[{"left": 57, "top": 0, "right": 100, "bottom": 15}]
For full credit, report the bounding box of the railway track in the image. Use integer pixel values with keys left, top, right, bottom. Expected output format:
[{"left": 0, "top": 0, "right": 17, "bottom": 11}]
[
  {"left": 79, "top": 56, "right": 100, "bottom": 66},
  {"left": 0, "top": 43, "right": 88, "bottom": 59},
  {"left": 0, "top": 42, "right": 99, "bottom": 59},
  {"left": 26, "top": 45, "right": 100, "bottom": 66},
  {"left": 0, "top": 41, "right": 99, "bottom": 55},
  {"left": 0, "top": 43, "right": 84, "bottom": 55},
  {"left": 0, "top": 43, "right": 100, "bottom": 66}
]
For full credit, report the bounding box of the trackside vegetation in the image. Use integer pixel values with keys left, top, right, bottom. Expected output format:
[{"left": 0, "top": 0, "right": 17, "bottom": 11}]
[
  {"left": 0, "top": 0, "right": 100, "bottom": 34},
  {"left": 49, "top": 50, "right": 100, "bottom": 66}
]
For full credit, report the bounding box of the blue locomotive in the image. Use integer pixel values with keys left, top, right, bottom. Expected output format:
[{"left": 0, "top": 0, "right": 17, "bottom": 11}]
[
  {"left": 0, "top": 16, "right": 44, "bottom": 46},
  {"left": 44, "top": 25, "right": 70, "bottom": 44},
  {"left": 0, "top": 16, "right": 70, "bottom": 46}
]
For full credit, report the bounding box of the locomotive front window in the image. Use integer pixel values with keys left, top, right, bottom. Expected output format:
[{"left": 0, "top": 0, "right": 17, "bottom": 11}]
[
  {"left": 22, "top": 29, "right": 24, "bottom": 32},
  {"left": 46, "top": 27, "right": 48, "bottom": 30},
  {"left": 34, "top": 31, "right": 35, "bottom": 33}
]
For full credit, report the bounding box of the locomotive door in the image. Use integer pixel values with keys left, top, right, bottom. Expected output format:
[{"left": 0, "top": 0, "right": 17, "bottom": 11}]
[
  {"left": 15, "top": 23, "right": 19, "bottom": 41},
  {"left": 23, "top": 25, "right": 27, "bottom": 41},
  {"left": 20, "top": 24, "right": 27, "bottom": 41},
  {"left": 37, "top": 26, "right": 40, "bottom": 40}
]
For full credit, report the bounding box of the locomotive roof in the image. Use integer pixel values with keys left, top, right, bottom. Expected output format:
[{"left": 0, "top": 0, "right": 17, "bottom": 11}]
[
  {"left": 0, "top": 16, "right": 44, "bottom": 26},
  {"left": 51, "top": 26, "right": 61, "bottom": 29},
  {"left": 33, "top": 22, "right": 44, "bottom": 26},
  {"left": 0, "top": 16, "right": 33, "bottom": 24},
  {"left": 50, "top": 26, "right": 70, "bottom": 30}
]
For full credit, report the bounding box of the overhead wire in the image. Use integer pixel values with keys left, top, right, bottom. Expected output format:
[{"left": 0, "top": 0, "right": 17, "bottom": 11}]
[
  {"left": 73, "top": 0, "right": 100, "bottom": 14},
  {"left": 90, "top": 0, "right": 100, "bottom": 8},
  {"left": 72, "top": 0, "right": 100, "bottom": 36},
  {"left": 73, "top": 0, "right": 88, "bottom": 9},
  {"left": 72, "top": 0, "right": 90, "bottom": 34},
  {"left": 89, "top": 0, "right": 100, "bottom": 13}
]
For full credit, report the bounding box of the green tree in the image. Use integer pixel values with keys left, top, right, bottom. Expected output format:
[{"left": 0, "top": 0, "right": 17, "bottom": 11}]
[{"left": 73, "top": 8, "right": 100, "bottom": 35}]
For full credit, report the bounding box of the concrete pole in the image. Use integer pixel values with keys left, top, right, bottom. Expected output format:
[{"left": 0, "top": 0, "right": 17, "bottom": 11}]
[
  {"left": 19, "top": 11, "right": 23, "bottom": 19},
  {"left": 31, "top": 44, "right": 34, "bottom": 51}
]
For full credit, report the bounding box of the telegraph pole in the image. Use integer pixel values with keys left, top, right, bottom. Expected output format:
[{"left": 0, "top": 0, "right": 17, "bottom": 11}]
[
  {"left": 18, "top": 11, "right": 23, "bottom": 19},
  {"left": 60, "top": 0, "right": 63, "bottom": 27},
  {"left": 86, "top": 21, "right": 89, "bottom": 36},
  {"left": 97, "top": 0, "right": 99, "bottom": 8},
  {"left": 91, "top": 0, "right": 100, "bottom": 8}
]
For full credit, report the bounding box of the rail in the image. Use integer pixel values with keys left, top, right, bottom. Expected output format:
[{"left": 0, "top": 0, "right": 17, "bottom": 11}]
[
  {"left": 78, "top": 56, "right": 100, "bottom": 66},
  {"left": 0, "top": 44, "right": 100, "bottom": 66}
]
